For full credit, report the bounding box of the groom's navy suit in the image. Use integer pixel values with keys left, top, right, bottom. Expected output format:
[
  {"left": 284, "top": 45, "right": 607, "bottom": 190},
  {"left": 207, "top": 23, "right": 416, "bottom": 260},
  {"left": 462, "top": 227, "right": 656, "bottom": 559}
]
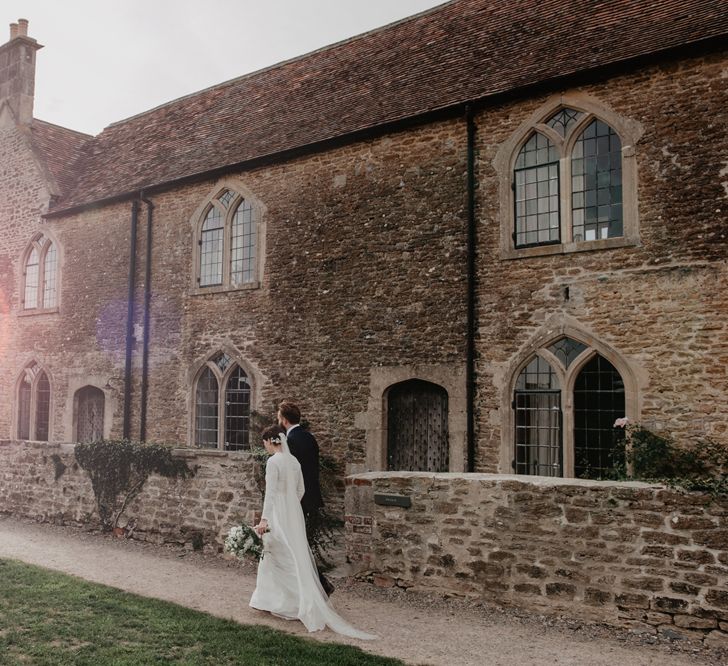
[
  {"left": 287, "top": 423, "right": 334, "bottom": 595},
  {"left": 287, "top": 425, "right": 323, "bottom": 514}
]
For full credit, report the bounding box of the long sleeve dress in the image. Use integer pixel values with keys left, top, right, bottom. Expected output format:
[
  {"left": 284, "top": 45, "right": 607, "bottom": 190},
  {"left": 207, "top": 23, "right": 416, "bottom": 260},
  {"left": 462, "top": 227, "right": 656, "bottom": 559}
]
[{"left": 249, "top": 451, "right": 375, "bottom": 639}]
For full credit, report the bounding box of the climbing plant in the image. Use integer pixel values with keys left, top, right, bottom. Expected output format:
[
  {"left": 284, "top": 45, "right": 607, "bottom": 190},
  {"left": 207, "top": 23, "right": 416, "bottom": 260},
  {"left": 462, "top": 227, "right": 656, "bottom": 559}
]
[
  {"left": 74, "top": 439, "right": 194, "bottom": 531},
  {"left": 608, "top": 423, "right": 728, "bottom": 496}
]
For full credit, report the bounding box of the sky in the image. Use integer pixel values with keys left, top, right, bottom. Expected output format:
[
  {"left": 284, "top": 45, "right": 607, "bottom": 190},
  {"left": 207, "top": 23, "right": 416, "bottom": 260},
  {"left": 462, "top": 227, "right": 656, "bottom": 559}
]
[{"left": 2, "top": 1, "right": 448, "bottom": 136}]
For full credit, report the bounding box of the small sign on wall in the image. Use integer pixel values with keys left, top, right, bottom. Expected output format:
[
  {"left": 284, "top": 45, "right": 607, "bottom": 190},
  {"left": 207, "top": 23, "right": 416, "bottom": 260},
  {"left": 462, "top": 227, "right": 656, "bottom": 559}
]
[{"left": 374, "top": 493, "right": 412, "bottom": 508}]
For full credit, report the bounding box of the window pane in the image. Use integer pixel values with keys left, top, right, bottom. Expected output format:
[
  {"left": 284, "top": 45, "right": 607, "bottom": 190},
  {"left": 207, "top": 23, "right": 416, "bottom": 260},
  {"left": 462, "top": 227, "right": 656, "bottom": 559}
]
[
  {"left": 230, "top": 200, "right": 256, "bottom": 285},
  {"left": 195, "top": 367, "right": 218, "bottom": 448},
  {"left": 515, "top": 356, "right": 560, "bottom": 391},
  {"left": 35, "top": 371, "right": 50, "bottom": 441},
  {"left": 571, "top": 120, "right": 622, "bottom": 242},
  {"left": 515, "top": 390, "right": 562, "bottom": 477},
  {"left": 217, "top": 189, "right": 234, "bottom": 209},
  {"left": 548, "top": 337, "right": 587, "bottom": 368},
  {"left": 43, "top": 243, "right": 58, "bottom": 308},
  {"left": 224, "top": 367, "right": 250, "bottom": 451},
  {"left": 514, "top": 133, "right": 560, "bottom": 247},
  {"left": 546, "top": 108, "right": 583, "bottom": 137},
  {"left": 24, "top": 247, "right": 39, "bottom": 309},
  {"left": 573, "top": 355, "right": 626, "bottom": 479},
  {"left": 200, "top": 207, "right": 224, "bottom": 287},
  {"left": 18, "top": 378, "right": 31, "bottom": 440}
]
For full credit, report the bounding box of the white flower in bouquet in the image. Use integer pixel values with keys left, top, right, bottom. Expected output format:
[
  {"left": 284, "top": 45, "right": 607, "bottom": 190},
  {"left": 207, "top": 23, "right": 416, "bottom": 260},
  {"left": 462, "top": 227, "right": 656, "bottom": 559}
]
[{"left": 225, "top": 523, "right": 266, "bottom": 561}]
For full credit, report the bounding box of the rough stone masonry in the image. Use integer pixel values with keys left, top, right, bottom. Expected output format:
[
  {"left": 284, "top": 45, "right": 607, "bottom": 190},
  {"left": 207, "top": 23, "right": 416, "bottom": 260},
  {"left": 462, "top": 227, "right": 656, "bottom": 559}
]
[{"left": 345, "top": 472, "right": 728, "bottom": 649}]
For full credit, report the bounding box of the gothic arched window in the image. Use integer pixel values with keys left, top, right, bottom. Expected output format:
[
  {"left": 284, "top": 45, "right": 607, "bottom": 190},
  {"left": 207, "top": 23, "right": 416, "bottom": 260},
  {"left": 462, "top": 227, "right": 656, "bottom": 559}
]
[
  {"left": 195, "top": 188, "right": 260, "bottom": 290},
  {"left": 511, "top": 337, "right": 627, "bottom": 480},
  {"left": 193, "top": 352, "right": 253, "bottom": 451},
  {"left": 496, "top": 95, "right": 642, "bottom": 258},
  {"left": 22, "top": 234, "right": 59, "bottom": 311},
  {"left": 513, "top": 108, "right": 623, "bottom": 248},
  {"left": 17, "top": 361, "right": 52, "bottom": 441}
]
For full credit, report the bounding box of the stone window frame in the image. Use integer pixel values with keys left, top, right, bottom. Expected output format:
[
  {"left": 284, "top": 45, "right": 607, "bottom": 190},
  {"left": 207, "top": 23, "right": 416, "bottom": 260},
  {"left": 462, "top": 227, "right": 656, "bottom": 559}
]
[
  {"left": 355, "top": 363, "right": 467, "bottom": 474},
  {"left": 189, "top": 181, "right": 267, "bottom": 296},
  {"left": 187, "top": 346, "right": 262, "bottom": 451},
  {"left": 18, "top": 231, "right": 62, "bottom": 315},
  {"left": 494, "top": 93, "right": 643, "bottom": 260},
  {"left": 499, "top": 320, "right": 642, "bottom": 478},
  {"left": 13, "top": 359, "right": 54, "bottom": 442}
]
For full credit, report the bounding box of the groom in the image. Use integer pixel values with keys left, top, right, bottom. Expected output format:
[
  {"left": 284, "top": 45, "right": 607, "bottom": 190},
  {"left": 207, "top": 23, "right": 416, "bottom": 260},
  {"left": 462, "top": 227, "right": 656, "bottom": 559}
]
[{"left": 277, "top": 400, "right": 334, "bottom": 596}]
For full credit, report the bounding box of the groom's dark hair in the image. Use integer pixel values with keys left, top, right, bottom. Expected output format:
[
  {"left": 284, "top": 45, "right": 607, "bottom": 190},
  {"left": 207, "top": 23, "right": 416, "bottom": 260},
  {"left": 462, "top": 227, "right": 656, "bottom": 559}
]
[
  {"left": 261, "top": 424, "right": 285, "bottom": 441},
  {"left": 278, "top": 401, "right": 301, "bottom": 424}
]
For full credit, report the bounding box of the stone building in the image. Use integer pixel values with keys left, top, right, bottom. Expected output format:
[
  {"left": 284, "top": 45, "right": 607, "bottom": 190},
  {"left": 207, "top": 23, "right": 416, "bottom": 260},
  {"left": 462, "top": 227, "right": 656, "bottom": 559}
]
[{"left": 1, "top": 2, "right": 727, "bottom": 487}]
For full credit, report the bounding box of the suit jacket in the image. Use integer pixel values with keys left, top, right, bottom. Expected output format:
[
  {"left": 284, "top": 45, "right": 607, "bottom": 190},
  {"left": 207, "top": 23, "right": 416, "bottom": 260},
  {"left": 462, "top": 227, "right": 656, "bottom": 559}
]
[{"left": 287, "top": 426, "right": 324, "bottom": 512}]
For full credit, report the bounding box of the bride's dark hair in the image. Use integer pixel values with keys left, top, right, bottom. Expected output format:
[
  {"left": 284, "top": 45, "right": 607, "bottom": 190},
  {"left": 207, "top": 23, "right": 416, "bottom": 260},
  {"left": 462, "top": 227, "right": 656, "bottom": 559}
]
[{"left": 261, "top": 424, "right": 285, "bottom": 443}]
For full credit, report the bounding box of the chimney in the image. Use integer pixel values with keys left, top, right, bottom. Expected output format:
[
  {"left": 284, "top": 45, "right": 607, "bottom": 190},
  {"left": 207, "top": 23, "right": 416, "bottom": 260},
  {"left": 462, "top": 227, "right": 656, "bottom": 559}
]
[{"left": 0, "top": 18, "right": 43, "bottom": 125}]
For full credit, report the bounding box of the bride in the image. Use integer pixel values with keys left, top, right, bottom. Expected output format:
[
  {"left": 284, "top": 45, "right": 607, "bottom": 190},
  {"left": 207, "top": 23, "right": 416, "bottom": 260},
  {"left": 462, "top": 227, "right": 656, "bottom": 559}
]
[{"left": 249, "top": 426, "right": 375, "bottom": 640}]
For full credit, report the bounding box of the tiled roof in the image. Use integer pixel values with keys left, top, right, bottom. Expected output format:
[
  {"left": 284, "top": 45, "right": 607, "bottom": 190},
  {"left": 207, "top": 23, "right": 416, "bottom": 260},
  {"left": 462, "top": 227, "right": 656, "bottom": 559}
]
[
  {"left": 51, "top": 0, "right": 728, "bottom": 212},
  {"left": 30, "top": 119, "right": 90, "bottom": 199}
]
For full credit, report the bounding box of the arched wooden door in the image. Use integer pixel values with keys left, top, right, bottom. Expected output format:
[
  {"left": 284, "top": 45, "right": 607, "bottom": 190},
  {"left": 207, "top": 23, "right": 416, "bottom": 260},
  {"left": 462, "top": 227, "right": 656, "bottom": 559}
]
[
  {"left": 76, "top": 386, "right": 105, "bottom": 443},
  {"left": 387, "top": 379, "right": 449, "bottom": 472}
]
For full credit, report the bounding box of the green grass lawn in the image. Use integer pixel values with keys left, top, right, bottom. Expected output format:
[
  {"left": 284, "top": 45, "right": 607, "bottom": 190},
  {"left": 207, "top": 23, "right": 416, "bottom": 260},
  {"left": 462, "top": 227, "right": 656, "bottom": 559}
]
[{"left": 0, "top": 558, "right": 401, "bottom": 665}]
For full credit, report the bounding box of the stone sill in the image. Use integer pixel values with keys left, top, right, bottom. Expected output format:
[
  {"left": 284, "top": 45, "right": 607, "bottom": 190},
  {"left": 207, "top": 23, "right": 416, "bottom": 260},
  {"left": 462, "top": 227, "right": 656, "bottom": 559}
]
[
  {"left": 17, "top": 307, "right": 60, "bottom": 317},
  {"left": 172, "top": 447, "right": 255, "bottom": 460},
  {"left": 346, "top": 470, "right": 664, "bottom": 490},
  {"left": 500, "top": 236, "right": 639, "bottom": 261},
  {"left": 189, "top": 282, "right": 260, "bottom": 296}
]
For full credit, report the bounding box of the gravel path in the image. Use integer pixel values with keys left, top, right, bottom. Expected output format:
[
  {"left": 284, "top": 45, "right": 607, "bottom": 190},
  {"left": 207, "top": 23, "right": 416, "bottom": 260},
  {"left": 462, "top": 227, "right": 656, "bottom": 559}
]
[{"left": 0, "top": 516, "right": 723, "bottom": 666}]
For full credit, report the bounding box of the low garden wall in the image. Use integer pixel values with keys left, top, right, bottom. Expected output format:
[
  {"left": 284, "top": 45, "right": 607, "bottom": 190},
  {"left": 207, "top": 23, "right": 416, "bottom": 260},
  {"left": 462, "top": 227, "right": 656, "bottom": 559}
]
[
  {"left": 345, "top": 472, "right": 728, "bottom": 648},
  {"left": 0, "top": 440, "right": 262, "bottom": 551}
]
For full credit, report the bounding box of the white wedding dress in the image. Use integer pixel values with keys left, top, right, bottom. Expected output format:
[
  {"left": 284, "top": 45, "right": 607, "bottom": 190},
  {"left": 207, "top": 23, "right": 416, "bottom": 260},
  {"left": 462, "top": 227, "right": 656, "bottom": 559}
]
[{"left": 249, "top": 443, "right": 375, "bottom": 640}]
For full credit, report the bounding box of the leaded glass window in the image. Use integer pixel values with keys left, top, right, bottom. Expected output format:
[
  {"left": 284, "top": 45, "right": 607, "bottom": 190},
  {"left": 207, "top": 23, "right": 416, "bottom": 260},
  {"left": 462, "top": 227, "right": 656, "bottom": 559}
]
[
  {"left": 224, "top": 367, "right": 251, "bottom": 451},
  {"left": 547, "top": 108, "right": 583, "bottom": 137},
  {"left": 231, "top": 200, "right": 256, "bottom": 285},
  {"left": 571, "top": 120, "right": 623, "bottom": 242},
  {"left": 17, "top": 362, "right": 51, "bottom": 441},
  {"left": 514, "top": 133, "right": 560, "bottom": 247},
  {"left": 24, "top": 247, "right": 39, "bottom": 309},
  {"left": 199, "top": 207, "right": 224, "bottom": 287},
  {"left": 508, "top": 106, "right": 628, "bottom": 251},
  {"left": 42, "top": 243, "right": 58, "bottom": 308},
  {"left": 18, "top": 376, "right": 31, "bottom": 440},
  {"left": 196, "top": 189, "right": 260, "bottom": 290},
  {"left": 218, "top": 189, "right": 234, "bottom": 209},
  {"left": 22, "top": 236, "right": 59, "bottom": 311},
  {"left": 195, "top": 367, "right": 219, "bottom": 448},
  {"left": 213, "top": 352, "right": 232, "bottom": 373},
  {"left": 574, "top": 355, "right": 625, "bottom": 479},
  {"left": 194, "top": 354, "right": 254, "bottom": 451},
  {"left": 514, "top": 356, "right": 562, "bottom": 476},
  {"left": 548, "top": 337, "right": 587, "bottom": 368},
  {"left": 512, "top": 341, "right": 630, "bottom": 480},
  {"left": 35, "top": 371, "right": 50, "bottom": 441}
]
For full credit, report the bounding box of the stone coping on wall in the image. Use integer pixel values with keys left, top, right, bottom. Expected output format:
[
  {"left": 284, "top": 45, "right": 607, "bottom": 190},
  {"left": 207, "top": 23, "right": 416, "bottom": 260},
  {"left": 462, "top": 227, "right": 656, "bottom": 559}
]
[
  {"left": 0, "top": 439, "right": 258, "bottom": 461},
  {"left": 346, "top": 470, "right": 662, "bottom": 490}
]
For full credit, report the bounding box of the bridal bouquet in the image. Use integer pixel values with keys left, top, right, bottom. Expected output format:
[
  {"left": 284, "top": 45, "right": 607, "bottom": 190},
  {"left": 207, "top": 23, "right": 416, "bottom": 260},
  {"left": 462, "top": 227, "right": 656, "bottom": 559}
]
[{"left": 225, "top": 524, "right": 266, "bottom": 561}]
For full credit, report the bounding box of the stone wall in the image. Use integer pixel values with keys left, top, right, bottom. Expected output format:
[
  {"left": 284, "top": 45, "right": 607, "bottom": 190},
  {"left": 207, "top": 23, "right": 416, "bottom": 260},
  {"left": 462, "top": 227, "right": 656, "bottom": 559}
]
[
  {"left": 346, "top": 472, "right": 728, "bottom": 648},
  {"left": 0, "top": 440, "right": 262, "bottom": 551}
]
